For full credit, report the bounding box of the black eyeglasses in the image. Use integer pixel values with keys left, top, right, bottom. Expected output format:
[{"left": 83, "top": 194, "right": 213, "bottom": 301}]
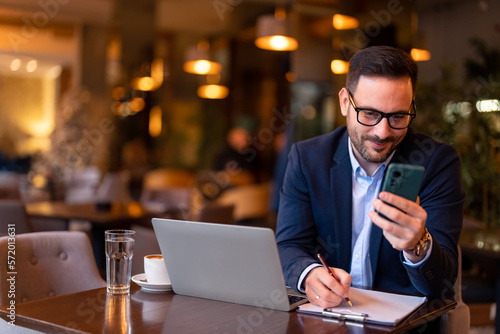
[{"left": 347, "top": 90, "right": 416, "bottom": 130}]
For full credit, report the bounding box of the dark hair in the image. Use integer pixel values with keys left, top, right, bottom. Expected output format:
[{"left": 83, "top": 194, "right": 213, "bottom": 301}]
[{"left": 346, "top": 46, "right": 418, "bottom": 95}]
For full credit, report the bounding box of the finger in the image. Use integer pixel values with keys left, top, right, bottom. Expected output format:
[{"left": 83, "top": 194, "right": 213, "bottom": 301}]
[
  {"left": 305, "top": 281, "right": 343, "bottom": 307},
  {"left": 378, "top": 192, "right": 425, "bottom": 219},
  {"left": 371, "top": 198, "right": 409, "bottom": 226},
  {"left": 331, "top": 268, "right": 352, "bottom": 295},
  {"left": 369, "top": 210, "right": 418, "bottom": 250},
  {"left": 305, "top": 268, "right": 346, "bottom": 307}
]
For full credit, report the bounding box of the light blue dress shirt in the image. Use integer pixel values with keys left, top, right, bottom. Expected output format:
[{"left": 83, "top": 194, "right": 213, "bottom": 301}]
[{"left": 347, "top": 138, "right": 388, "bottom": 288}]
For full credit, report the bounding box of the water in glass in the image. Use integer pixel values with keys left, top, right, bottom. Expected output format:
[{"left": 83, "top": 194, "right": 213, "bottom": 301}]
[{"left": 105, "top": 230, "right": 135, "bottom": 294}]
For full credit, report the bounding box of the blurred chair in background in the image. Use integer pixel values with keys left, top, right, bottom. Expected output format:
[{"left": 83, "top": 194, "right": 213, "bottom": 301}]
[
  {"left": 440, "top": 245, "right": 470, "bottom": 333},
  {"left": 139, "top": 187, "right": 193, "bottom": 219},
  {"left": 195, "top": 202, "right": 235, "bottom": 225},
  {"left": 63, "top": 166, "right": 101, "bottom": 204},
  {"left": 0, "top": 185, "right": 20, "bottom": 200},
  {"left": 0, "top": 231, "right": 106, "bottom": 305},
  {"left": 216, "top": 182, "right": 272, "bottom": 228},
  {"left": 142, "top": 168, "right": 195, "bottom": 189},
  {"left": 95, "top": 170, "right": 132, "bottom": 203},
  {"left": 0, "top": 199, "right": 33, "bottom": 236},
  {"left": 0, "top": 171, "right": 22, "bottom": 200}
]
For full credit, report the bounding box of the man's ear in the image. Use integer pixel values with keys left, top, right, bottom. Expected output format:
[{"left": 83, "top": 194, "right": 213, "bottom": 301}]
[{"left": 338, "top": 88, "right": 349, "bottom": 117}]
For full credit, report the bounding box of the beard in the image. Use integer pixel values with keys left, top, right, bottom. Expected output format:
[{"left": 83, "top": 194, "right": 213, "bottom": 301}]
[{"left": 348, "top": 126, "right": 405, "bottom": 164}]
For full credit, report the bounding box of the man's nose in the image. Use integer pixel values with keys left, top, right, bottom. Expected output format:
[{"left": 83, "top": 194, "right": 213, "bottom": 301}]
[{"left": 373, "top": 117, "right": 392, "bottom": 139}]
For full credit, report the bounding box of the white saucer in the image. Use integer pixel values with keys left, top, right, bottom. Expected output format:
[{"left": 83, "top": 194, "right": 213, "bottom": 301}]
[{"left": 132, "top": 273, "right": 172, "bottom": 292}]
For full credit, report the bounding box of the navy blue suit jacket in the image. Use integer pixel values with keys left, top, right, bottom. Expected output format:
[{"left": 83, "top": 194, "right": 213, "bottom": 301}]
[{"left": 276, "top": 126, "right": 465, "bottom": 298}]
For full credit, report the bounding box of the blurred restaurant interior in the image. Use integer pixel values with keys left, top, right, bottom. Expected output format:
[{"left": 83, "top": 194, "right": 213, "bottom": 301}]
[{"left": 1, "top": 0, "right": 500, "bottom": 330}]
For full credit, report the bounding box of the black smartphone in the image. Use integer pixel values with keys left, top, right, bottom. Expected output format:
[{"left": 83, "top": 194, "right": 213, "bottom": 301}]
[{"left": 378, "top": 163, "right": 425, "bottom": 220}]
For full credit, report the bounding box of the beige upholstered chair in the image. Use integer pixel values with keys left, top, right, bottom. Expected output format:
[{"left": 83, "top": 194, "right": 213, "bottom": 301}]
[
  {"left": 0, "top": 231, "right": 106, "bottom": 305},
  {"left": 216, "top": 183, "right": 271, "bottom": 223},
  {"left": 143, "top": 168, "right": 195, "bottom": 189},
  {"left": 0, "top": 199, "right": 33, "bottom": 236},
  {"left": 440, "top": 245, "right": 470, "bottom": 333}
]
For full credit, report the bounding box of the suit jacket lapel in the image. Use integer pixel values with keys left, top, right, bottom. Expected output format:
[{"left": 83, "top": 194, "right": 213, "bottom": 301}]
[{"left": 330, "top": 132, "right": 353, "bottom": 271}]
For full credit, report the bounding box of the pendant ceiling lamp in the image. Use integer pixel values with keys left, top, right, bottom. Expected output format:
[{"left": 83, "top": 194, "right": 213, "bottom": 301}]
[
  {"left": 410, "top": 12, "right": 431, "bottom": 62},
  {"left": 330, "top": 59, "right": 349, "bottom": 74},
  {"left": 255, "top": 7, "right": 298, "bottom": 51},
  {"left": 197, "top": 74, "right": 229, "bottom": 99},
  {"left": 332, "top": 14, "right": 359, "bottom": 30},
  {"left": 183, "top": 40, "right": 222, "bottom": 75}
]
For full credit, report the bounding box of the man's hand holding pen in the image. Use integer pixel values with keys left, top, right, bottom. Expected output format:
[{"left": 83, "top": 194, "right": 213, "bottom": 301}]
[{"left": 304, "top": 257, "right": 352, "bottom": 308}]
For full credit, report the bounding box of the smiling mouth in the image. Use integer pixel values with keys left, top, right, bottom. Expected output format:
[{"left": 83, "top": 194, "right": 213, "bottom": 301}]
[{"left": 369, "top": 140, "right": 388, "bottom": 151}]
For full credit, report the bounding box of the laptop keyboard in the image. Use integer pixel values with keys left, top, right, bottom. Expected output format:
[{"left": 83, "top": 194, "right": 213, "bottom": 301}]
[{"left": 288, "top": 294, "right": 307, "bottom": 304}]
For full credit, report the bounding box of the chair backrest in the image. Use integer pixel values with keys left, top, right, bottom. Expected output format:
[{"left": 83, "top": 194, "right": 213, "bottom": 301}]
[
  {"left": 439, "top": 245, "right": 471, "bottom": 333},
  {"left": 139, "top": 187, "right": 193, "bottom": 213},
  {"left": 0, "top": 231, "right": 106, "bottom": 305},
  {"left": 63, "top": 166, "right": 101, "bottom": 204},
  {"left": 143, "top": 168, "right": 195, "bottom": 189},
  {"left": 0, "top": 171, "right": 21, "bottom": 200},
  {"left": 0, "top": 199, "right": 33, "bottom": 236},
  {"left": 95, "top": 170, "right": 132, "bottom": 203},
  {"left": 196, "top": 202, "right": 235, "bottom": 225},
  {"left": 216, "top": 183, "right": 271, "bottom": 221},
  {"left": 0, "top": 186, "right": 21, "bottom": 200}
]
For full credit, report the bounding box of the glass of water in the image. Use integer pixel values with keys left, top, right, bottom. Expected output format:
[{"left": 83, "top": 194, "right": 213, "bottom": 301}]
[{"left": 105, "top": 229, "right": 135, "bottom": 294}]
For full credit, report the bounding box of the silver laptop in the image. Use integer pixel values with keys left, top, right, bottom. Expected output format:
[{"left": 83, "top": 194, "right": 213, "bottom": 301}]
[{"left": 151, "top": 218, "right": 307, "bottom": 311}]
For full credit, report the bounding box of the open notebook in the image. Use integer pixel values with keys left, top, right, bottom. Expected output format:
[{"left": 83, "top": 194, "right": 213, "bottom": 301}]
[{"left": 298, "top": 287, "right": 426, "bottom": 325}]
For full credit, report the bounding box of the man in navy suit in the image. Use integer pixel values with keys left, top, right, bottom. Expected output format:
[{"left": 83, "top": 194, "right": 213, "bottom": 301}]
[{"left": 276, "top": 46, "right": 464, "bottom": 309}]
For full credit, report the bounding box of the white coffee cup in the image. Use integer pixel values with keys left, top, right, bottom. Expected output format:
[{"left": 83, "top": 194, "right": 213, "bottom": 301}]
[{"left": 144, "top": 254, "right": 170, "bottom": 284}]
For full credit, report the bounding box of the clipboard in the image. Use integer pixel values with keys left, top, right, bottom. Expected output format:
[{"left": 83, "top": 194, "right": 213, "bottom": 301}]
[{"left": 297, "top": 287, "right": 427, "bottom": 326}]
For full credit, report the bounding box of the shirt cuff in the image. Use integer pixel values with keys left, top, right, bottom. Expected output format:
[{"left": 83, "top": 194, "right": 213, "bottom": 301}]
[
  {"left": 297, "top": 263, "right": 323, "bottom": 292},
  {"left": 403, "top": 235, "right": 433, "bottom": 267}
]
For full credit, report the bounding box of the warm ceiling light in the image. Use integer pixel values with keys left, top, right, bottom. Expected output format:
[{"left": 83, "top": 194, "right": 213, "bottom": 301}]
[
  {"left": 331, "top": 59, "right": 349, "bottom": 74},
  {"left": 197, "top": 84, "right": 229, "bottom": 99},
  {"left": 151, "top": 58, "right": 164, "bottom": 88},
  {"left": 184, "top": 60, "right": 222, "bottom": 75},
  {"left": 149, "top": 105, "right": 162, "bottom": 137},
  {"left": 183, "top": 41, "right": 222, "bottom": 75},
  {"left": 26, "top": 59, "right": 38, "bottom": 72},
  {"left": 130, "top": 97, "right": 145, "bottom": 112},
  {"left": 10, "top": 58, "right": 21, "bottom": 71},
  {"left": 411, "top": 48, "right": 431, "bottom": 61},
  {"left": 131, "top": 77, "right": 155, "bottom": 91},
  {"left": 112, "top": 86, "right": 126, "bottom": 100},
  {"left": 255, "top": 8, "right": 298, "bottom": 51},
  {"left": 332, "top": 14, "right": 359, "bottom": 30}
]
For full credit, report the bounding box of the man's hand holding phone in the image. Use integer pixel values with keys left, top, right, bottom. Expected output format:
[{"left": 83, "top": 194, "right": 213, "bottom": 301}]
[{"left": 368, "top": 164, "right": 430, "bottom": 262}]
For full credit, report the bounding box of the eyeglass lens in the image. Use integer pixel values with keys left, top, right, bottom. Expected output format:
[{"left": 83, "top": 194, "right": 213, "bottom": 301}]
[{"left": 358, "top": 110, "right": 412, "bottom": 129}]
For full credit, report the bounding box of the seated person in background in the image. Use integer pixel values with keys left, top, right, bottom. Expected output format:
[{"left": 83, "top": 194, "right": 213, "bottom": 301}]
[
  {"left": 276, "top": 46, "right": 465, "bottom": 310},
  {"left": 214, "top": 126, "right": 260, "bottom": 185}
]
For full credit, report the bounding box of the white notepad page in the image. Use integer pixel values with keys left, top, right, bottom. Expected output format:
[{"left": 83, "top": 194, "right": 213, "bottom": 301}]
[{"left": 298, "top": 287, "right": 427, "bottom": 325}]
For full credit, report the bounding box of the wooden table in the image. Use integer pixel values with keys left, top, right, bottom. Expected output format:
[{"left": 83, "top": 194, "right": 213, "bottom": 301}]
[
  {"left": 26, "top": 201, "right": 152, "bottom": 227},
  {"left": 0, "top": 283, "right": 456, "bottom": 333},
  {"left": 26, "top": 201, "right": 155, "bottom": 271}
]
